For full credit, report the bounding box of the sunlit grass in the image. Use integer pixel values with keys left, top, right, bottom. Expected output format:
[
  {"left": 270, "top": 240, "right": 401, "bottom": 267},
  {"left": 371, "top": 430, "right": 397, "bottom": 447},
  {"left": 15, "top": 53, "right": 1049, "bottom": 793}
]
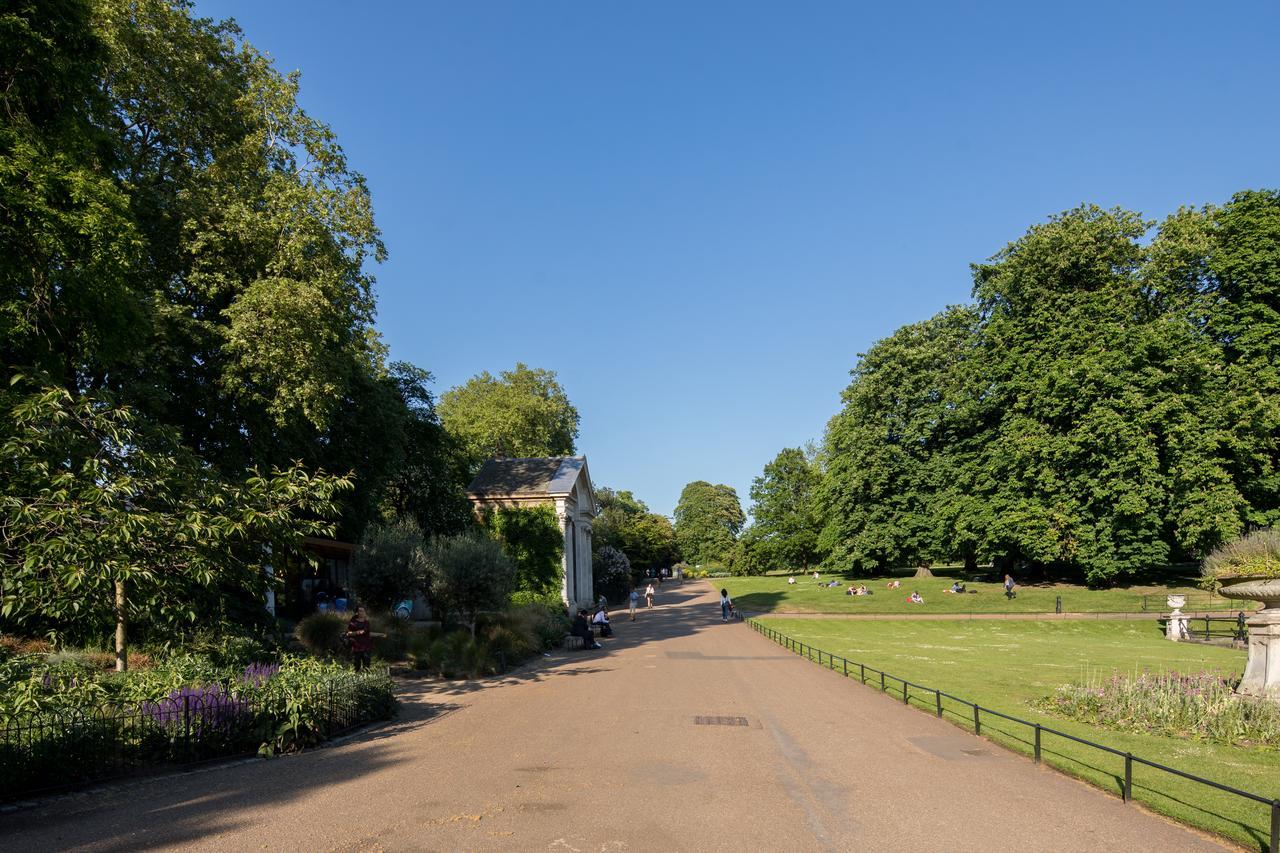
[{"left": 761, "top": 618, "right": 1275, "bottom": 849}]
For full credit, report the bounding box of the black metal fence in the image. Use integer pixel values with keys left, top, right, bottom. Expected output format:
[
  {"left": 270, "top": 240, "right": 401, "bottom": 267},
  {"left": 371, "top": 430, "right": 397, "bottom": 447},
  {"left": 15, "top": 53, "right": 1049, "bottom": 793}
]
[
  {"left": 1163, "top": 613, "right": 1250, "bottom": 643},
  {"left": 750, "top": 619, "right": 1280, "bottom": 852},
  {"left": 0, "top": 670, "right": 394, "bottom": 801}
]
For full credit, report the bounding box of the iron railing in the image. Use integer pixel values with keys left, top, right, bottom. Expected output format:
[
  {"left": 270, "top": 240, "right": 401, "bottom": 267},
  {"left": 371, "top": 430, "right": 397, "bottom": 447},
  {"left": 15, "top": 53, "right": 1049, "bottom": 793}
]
[
  {"left": 0, "top": 670, "right": 394, "bottom": 801},
  {"left": 749, "top": 619, "right": 1280, "bottom": 852}
]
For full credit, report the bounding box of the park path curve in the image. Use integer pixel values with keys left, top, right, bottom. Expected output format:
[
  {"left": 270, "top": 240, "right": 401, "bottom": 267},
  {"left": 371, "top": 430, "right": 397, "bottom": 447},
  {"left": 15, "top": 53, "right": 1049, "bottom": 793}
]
[{"left": 0, "top": 584, "right": 1232, "bottom": 852}]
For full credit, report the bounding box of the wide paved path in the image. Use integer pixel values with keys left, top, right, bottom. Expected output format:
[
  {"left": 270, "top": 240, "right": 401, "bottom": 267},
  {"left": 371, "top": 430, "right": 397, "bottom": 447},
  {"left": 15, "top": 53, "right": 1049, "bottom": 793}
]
[{"left": 1, "top": 584, "right": 1230, "bottom": 852}]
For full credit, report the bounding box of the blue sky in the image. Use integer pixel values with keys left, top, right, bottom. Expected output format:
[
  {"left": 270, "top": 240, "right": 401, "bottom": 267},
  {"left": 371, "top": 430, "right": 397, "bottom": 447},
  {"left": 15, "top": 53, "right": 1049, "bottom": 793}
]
[{"left": 196, "top": 0, "right": 1279, "bottom": 517}]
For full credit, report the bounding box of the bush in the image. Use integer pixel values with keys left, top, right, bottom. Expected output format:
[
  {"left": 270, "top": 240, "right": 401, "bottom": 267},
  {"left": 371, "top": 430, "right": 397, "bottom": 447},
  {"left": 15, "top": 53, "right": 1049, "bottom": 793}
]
[
  {"left": 351, "top": 518, "right": 429, "bottom": 610},
  {"left": 295, "top": 612, "right": 349, "bottom": 658},
  {"left": 485, "top": 505, "right": 563, "bottom": 596},
  {"left": 1202, "top": 528, "right": 1280, "bottom": 584},
  {"left": 427, "top": 533, "right": 516, "bottom": 633},
  {"left": 593, "top": 546, "right": 631, "bottom": 604}
]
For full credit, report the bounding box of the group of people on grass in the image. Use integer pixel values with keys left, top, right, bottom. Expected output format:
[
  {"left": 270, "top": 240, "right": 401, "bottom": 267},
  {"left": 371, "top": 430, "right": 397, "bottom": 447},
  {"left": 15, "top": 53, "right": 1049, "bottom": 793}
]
[{"left": 780, "top": 572, "right": 1019, "bottom": 607}]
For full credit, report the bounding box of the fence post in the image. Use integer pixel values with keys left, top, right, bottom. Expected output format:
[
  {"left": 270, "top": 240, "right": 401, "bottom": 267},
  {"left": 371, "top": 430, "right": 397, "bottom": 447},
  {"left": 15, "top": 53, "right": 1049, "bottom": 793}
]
[
  {"left": 1055, "top": 596, "right": 1062, "bottom": 614},
  {"left": 880, "top": 671, "right": 885, "bottom": 691},
  {"left": 1270, "top": 799, "right": 1278, "bottom": 853},
  {"left": 1124, "top": 753, "right": 1133, "bottom": 802},
  {"left": 936, "top": 690, "right": 942, "bottom": 718},
  {"left": 903, "top": 681, "right": 909, "bottom": 704},
  {"left": 183, "top": 694, "right": 192, "bottom": 759},
  {"left": 843, "top": 659, "right": 848, "bottom": 678},
  {"left": 1034, "top": 724, "right": 1041, "bottom": 763},
  {"left": 974, "top": 705, "right": 981, "bottom": 736},
  {"left": 860, "top": 663, "right": 866, "bottom": 684}
]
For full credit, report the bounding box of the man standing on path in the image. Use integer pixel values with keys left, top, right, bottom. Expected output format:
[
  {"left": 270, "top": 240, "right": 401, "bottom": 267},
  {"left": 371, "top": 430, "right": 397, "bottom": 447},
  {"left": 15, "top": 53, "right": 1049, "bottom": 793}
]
[
  {"left": 629, "top": 588, "right": 639, "bottom": 621},
  {"left": 645, "top": 582, "right": 655, "bottom": 609}
]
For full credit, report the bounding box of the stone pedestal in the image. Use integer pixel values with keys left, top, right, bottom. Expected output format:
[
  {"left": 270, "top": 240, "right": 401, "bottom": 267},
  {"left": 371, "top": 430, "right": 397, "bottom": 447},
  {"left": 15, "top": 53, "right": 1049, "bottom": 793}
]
[
  {"left": 1165, "top": 594, "right": 1187, "bottom": 641},
  {"left": 1217, "top": 578, "right": 1280, "bottom": 700}
]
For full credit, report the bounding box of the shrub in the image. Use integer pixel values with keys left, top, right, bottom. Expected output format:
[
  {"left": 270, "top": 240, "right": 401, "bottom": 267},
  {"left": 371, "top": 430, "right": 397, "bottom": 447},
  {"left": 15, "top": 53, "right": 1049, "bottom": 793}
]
[
  {"left": 295, "top": 612, "right": 349, "bottom": 658},
  {"left": 1202, "top": 528, "right": 1280, "bottom": 584},
  {"left": 485, "top": 504, "right": 563, "bottom": 596},
  {"left": 506, "top": 602, "right": 570, "bottom": 652},
  {"left": 351, "top": 518, "right": 429, "bottom": 610},
  {"left": 427, "top": 533, "right": 516, "bottom": 634},
  {"left": 593, "top": 546, "right": 631, "bottom": 604},
  {"left": 371, "top": 614, "right": 412, "bottom": 661}
]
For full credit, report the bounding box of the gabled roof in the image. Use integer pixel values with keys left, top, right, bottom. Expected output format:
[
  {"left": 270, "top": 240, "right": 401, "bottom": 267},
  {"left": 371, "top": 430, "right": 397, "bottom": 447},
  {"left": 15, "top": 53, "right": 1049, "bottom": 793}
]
[{"left": 466, "top": 456, "right": 592, "bottom": 500}]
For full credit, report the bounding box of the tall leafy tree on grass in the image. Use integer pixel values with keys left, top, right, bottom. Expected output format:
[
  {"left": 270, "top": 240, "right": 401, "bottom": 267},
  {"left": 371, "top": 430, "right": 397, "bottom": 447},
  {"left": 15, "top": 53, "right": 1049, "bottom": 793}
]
[{"left": 748, "top": 447, "right": 825, "bottom": 571}]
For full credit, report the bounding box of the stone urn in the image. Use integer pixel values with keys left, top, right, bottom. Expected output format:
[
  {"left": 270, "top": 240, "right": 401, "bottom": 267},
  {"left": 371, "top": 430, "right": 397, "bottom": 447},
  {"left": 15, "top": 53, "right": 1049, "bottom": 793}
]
[
  {"left": 1165, "top": 594, "right": 1188, "bottom": 641},
  {"left": 1216, "top": 577, "right": 1280, "bottom": 699}
]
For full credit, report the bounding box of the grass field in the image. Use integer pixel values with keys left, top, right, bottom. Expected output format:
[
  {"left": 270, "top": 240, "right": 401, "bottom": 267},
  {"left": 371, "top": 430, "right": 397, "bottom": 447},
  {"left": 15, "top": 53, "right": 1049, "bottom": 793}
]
[
  {"left": 720, "top": 572, "right": 1247, "bottom": 615},
  {"left": 759, "top": 618, "right": 1276, "bottom": 849}
]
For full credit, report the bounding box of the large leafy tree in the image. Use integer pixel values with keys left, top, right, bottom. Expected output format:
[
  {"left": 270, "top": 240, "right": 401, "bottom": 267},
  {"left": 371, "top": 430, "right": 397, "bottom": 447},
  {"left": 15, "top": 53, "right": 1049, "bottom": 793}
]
[
  {"left": 438, "top": 363, "right": 580, "bottom": 470},
  {"left": 674, "top": 481, "right": 744, "bottom": 566},
  {"left": 593, "top": 487, "right": 678, "bottom": 572},
  {"left": 0, "top": 387, "right": 351, "bottom": 669},
  {"left": 748, "top": 447, "right": 825, "bottom": 571}
]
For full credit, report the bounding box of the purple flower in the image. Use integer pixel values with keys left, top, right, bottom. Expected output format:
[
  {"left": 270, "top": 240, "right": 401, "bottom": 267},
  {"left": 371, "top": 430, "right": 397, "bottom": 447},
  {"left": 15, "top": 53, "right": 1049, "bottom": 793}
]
[{"left": 240, "top": 663, "right": 280, "bottom": 687}]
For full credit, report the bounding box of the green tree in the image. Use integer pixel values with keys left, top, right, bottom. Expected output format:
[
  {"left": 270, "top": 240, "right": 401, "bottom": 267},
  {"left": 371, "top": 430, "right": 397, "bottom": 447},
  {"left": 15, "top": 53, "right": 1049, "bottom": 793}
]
[
  {"left": 485, "top": 505, "right": 563, "bottom": 596},
  {"left": 426, "top": 533, "right": 516, "bottom": 636},
  {"left": 593, "top": 487, "right": 678, "bottom": 573},
  {"left": 592, "top": 546, "right": 631, "bottom": 604},
  {"left": 748, "top": 447, "right": 825, "bottom": 571},
  {"left": 438, "top": 363, "right": 580, "bottom": 470},
  {"left": 350, "top": 518, "right": 429, "bottom": 611},
  {"left": 674, "top": 481, "right": 744, "bottom": 566},
  {"left": 0, "top": 386, "right": 351, "bottom": 669}
]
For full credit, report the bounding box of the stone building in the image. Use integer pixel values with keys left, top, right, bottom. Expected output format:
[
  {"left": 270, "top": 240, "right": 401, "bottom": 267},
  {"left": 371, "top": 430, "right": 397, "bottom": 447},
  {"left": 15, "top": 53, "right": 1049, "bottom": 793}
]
[{"left": 466, "top": 456, "right": 597, "bottom": 609}]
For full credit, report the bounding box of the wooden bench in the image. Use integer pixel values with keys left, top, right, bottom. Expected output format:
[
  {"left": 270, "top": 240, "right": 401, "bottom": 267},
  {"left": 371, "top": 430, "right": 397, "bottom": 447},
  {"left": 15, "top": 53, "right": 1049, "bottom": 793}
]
[{"left": 563, "top": 634, "right": 585, "bottom": 650}]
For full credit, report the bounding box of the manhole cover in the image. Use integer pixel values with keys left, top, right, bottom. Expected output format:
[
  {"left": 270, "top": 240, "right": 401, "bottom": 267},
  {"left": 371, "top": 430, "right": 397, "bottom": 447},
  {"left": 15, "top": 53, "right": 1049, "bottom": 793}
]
[{"left": 694, "top": 715, "right": 749, "bottom": 727}]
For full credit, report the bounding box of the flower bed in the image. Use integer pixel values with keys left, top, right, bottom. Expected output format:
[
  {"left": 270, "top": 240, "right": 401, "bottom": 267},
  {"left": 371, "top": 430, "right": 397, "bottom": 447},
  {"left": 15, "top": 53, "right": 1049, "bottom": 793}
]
[
  {"left": 0, "top": 655, "right": 397, "bottom": 799},
  {"left": 1037, "top": 671, "right": 1280, "bottom": 748}
]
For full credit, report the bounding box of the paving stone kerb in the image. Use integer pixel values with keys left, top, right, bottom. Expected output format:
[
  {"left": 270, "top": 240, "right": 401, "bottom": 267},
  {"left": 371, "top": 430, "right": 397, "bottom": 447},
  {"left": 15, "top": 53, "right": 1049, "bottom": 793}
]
[{"left": 0, "top": 586, "right": 1232, "bottom": 852}]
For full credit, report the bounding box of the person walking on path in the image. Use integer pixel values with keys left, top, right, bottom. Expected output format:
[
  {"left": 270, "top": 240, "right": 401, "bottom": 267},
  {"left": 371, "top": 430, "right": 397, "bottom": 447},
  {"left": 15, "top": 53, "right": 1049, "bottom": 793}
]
[
  {"left": 629, "top": 588, "right": 639, "bottom": 621},
  {"left": 645, "top": 582, "right": 655, "bottom": 609},
  {"left": 345, "top": 606, "right": 374, "bottom": 671},
  {"left": 720, "top": 589, "right": 733, "bottom": 622},
  {"left": 1003, "top": 574, "right": 1017, "bottom": 600}
]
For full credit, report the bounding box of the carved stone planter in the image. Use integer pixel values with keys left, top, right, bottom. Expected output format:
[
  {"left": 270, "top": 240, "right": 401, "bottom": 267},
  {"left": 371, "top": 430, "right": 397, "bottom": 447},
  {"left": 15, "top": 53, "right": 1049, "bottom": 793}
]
[{"left": 1216, "top": 577, "right": 1280, "bottom": 699}]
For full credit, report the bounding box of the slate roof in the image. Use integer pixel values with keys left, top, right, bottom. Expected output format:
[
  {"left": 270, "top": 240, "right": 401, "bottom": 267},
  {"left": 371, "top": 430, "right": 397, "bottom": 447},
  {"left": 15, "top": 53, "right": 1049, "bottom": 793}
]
[{"left": 466, "top": 457, "right": 588, "bottom": 498}]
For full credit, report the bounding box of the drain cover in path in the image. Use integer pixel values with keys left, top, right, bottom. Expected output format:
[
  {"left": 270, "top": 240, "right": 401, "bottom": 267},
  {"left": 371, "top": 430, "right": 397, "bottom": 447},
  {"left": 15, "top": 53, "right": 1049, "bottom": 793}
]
[{"left": 694, "top": 715, "right": 750, "bottom": 727}]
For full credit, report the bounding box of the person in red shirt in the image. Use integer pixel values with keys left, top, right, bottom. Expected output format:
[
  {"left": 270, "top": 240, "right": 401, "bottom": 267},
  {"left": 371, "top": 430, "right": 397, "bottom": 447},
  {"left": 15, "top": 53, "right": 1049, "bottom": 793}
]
[{"left": 346, "top": 606, "right": 374, "bottom": 671}]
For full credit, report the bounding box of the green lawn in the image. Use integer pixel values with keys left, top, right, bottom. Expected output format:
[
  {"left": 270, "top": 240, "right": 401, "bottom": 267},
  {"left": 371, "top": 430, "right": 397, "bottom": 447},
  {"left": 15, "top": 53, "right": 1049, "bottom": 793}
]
[
  {"left": 721, "top": 572, "right": 1246, "bottom": 615},
  {"left": 759, "top": 618, "right": 1276, "bottom": 850}
]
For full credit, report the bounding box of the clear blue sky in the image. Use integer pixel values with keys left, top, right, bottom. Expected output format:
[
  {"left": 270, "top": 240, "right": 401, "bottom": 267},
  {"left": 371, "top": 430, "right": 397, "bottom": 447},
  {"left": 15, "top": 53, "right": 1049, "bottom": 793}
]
[{"left": 196, "top": 0, "right": 1279, "bottom": 517}]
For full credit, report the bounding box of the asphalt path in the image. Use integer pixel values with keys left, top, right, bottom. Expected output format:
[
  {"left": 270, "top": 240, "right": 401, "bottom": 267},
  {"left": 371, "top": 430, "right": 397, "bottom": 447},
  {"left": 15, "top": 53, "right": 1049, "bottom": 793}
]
[{"left": 1, "top": 583, "right": 1232, "bottom": 852}]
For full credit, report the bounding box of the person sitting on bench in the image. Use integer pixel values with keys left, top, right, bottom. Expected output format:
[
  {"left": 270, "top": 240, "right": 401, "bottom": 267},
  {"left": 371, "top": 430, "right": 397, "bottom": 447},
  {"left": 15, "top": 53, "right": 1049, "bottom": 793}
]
[
  {"left": 592, "top": 607, "right": 613, "bottom": 638},
  {"left": 571, "top": 609, "right": 601, "bottom": 649}
]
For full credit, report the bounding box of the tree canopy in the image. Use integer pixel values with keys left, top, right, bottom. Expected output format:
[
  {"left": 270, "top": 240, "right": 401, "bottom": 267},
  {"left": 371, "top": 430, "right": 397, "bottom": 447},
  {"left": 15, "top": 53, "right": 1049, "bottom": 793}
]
[
  {"left": 592, "top": 487, "right": 678, "bottom": 573},
  {"left": 438, "top": 363, "right": 580, "bottom": 471},
  {"left": 818, "top": 193, "right": 1280, "bottom": 585},
  {"left": 674, "top": 481, "right": 744, "bottom": 566},
  {"left": 744, "top": 447, "right": 825, "bottom": 572}
]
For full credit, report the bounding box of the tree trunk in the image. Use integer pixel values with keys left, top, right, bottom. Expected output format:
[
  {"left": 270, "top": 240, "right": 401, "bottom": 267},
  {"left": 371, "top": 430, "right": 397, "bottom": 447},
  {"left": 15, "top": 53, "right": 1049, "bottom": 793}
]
[
  {"left": 913, "top": 566, "right": 934, "bottom": 578},
  {"left": 114, "top": 579, "right": 128, "bottom": 672}
]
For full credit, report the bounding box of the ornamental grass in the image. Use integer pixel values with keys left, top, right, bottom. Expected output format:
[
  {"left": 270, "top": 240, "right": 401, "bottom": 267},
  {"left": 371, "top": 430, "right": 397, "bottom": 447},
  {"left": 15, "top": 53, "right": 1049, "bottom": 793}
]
[{"left": 1039, "top": 671, "right": 1280, "bottom": 748}]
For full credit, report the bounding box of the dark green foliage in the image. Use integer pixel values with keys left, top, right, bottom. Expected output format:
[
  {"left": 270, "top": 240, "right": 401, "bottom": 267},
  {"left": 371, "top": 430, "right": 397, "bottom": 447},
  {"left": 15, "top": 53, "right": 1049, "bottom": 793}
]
[
  {"left": 592, "top": 487, "right": 679, "bottom": 574},
  {"left": 294, "top": 612, "right": 349, "bottom": 658},
  {"left": 747, "top": 447, "right": 825, "bottom": 572},
  {"left": 674, "top": 481, "right": 745, "bottom": 566},
  {"left": 485, "top": 505, "right": 563, "bottom": 596},
  {"left": 819, "top": 194, "right": 1280, "bottom": 586},
  {"left": 426, "top": 534, "right": 517, "bottom": 635},
  {"left": 350, "top": 518, "right": 429, "bottom": 611}
]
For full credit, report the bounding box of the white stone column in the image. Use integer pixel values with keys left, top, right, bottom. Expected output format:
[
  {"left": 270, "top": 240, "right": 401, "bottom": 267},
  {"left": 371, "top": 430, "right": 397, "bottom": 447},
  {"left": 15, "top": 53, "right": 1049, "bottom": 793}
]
[
  {"left": 580, "top": 520, "right": 594, "bottom": 605},
  {"left": 556, "top": 502, "right": 572, "bottom": 609}
]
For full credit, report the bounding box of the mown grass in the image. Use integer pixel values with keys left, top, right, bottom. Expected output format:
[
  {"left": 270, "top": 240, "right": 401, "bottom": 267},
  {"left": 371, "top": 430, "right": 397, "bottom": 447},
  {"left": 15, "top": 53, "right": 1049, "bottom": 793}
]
[
  {"left": 759, "top": 618, "right": 1277, "bottom": 850},
  {"left": 722, "top": 572, "right": 1245, "bottom": 615}
]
